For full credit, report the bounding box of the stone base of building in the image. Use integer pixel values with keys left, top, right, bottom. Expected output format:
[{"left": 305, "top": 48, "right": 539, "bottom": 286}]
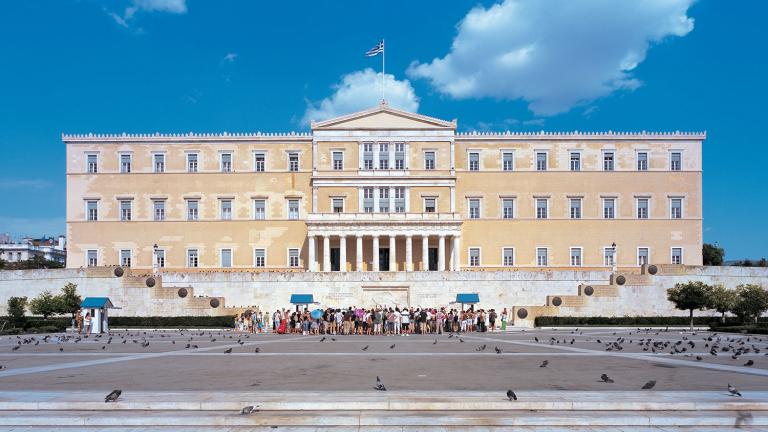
[{"left": 1, "top": 266, "right": 766, "bottom": 326}]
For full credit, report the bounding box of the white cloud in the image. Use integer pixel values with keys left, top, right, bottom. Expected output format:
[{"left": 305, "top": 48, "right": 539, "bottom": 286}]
[
  {"left": 302, "top": 68, "right": 420, "bottom": 125},
  {"left": 107, "top": 0, "right": 187, "bottom": 28},
  {"left": 223, "top": 53, "right": 238, "bottom": 63},
  {"left": 408, "top": 0, "right": 695, "bottom": 116}
]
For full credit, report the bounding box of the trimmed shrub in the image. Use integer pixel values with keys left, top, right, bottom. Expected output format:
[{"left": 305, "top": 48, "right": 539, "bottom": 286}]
[
  {"left": 709, "top": 324, "right": 768, "bottom": 335},
  {"left": 533, "top": 316, "right": 746, "bottom": 327},
  {"left": 108, "top": 316, "right": 235, "bottom": 328}
]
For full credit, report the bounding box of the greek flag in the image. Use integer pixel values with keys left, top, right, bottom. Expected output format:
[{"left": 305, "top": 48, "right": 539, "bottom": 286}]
[{"left": 366, "top": 40, "right": 384, "bottom": 57}]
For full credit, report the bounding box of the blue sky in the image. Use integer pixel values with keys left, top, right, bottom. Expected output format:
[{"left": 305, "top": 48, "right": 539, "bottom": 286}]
[{"left": 0, "top": 0, "right": 765, "bottom": 260}]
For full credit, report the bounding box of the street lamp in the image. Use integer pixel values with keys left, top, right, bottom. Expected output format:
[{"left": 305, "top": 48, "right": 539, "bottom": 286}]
[
  {"left": 611, "top": 242, "right": 617, "bottom": 272},
  {"left": 152, "top": 243, "right": 158, "bottom": 274}
]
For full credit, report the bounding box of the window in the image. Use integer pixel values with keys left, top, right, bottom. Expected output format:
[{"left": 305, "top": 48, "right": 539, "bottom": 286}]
[
  {"left": 424, "top": 151, "right": 435, "bottom": 170},
  {"left": 570, "top": 248, "right": 582, "bottom": 266},
  {"left": 120, "top": 200, "right": 132, "bottom": 221},
  {"left": 536, "top": 152, "right": 547, "bottom": 171},
  {"left": 288, "top": 248, "right": 300, "bottom": 267},
  {"left": 394, "top": 187, "right": 406, "bottom": 212},
  {"left": 187, "top": 249, "right": 199, "bottom": 268},
  {"left": 394, "top": 143, "right": 405, "bottom": 170},
  {"left": 363, "top": 188, "right": 374, "bottom": 213},
  {"left": 288, "top": 153, "right": 299, "bottom": 172},
  {"left": 379, "top": 188, "right": 390, "bottom": 213},
  {"left": 187, "top": 200, "right": 199, "bottom": 221},
  {"left": 153, "top": 153, "right": 165, "bottom": 173},
  {"left": 603, "top": 198, "right": 615, "bottom": 219},
  {"left": 637, "top": 152, "right": 648, "bottom": 171},
  {"left": 637, "top": 198, "right": 649, "bottom": 219},
  {"left": 671, "top": 247, "right": 683, "bottom": 265},
  {"left": 332, "top": 198, "right": 344, "bottom": 213},
  {"left": 502, "top": 198, "right": 514, "bottom": 219},
  {"left": 86, "top": 154, "right": 98, "bottom": 173},
  {"left": 153, "top": 200, "right": 166, "bottom": 221},
  {"left": 120, "top": 154, "right": 131, "bottom": 173},
  {"left": 468, "top": 198, "right": 480, "bottom": 219},
  {"left": 503, "top": 248, "right": 514, "bottom": 266},
  {"left": 469, "top": 248, "right": 481, "bottom": 267},
  {"left": 604, "top": 247, "right": 616, "bottom": 266},
  {"left": 536, "top": 198, "right": 548, "bottom": 219},
  {"left": 187, "top": 153, "right": 198, "bottom": 173},
  {"left": 363, "top": 143, "right": 374, "bottom": 170},
  {"left": 468, "top": 152, "right": 479, "bottom": 171},
  {"left": 570, "top": 152, "right": 581, "bottom": 171},
  {"left": 86, "top": 200, "right": 98, "bottom": 221},
  {"left": 218, "top": 199, "right": 231, "bottom": 220},
  {"left": 120, "top": 250, "right": 131, "bottom": 267},
  {"left": 221, "top": 153, "right": 232, "bottom": 173},
  {"left": 254, "top": 249, "right": 266, "bottom": 268},
  {"left": 670, "top": 152, "right": 682, "bottom": 171},
  {"left": 424, "top": 198, "right": 436, "bottom": 213},
  {"left": 378, "top": 143, "right": 389, "bottom": 169},
  {"left": 603, "top": 151, "right": 615, "bottom": 171},
  {"left": 287, "top": 199, "right": 300, "bottom": 220},
  {"left": 537, "top": 248, "right": 548, "bottom": 266},
  {"left": 155, "top": 249, "right": 165, "bottom": 268},
  {"left": 569, "top": 198, "right": 581, "bottom": 219},
  {"left": 502, "top": 152, "right": 514, "bottom": 171},
  {"left": 638, "top": 248, "right": 649, "bottom": 266},
  {"left": 220, "top": 249, "right": 232, "bottom": 268},
  {"left": 670, "top": 198, "right": 683, "bottom": 219},
  {"left": 253, "top": 199, "right": 266, "bottom": 220},
  {"left": 332, "top": 151, "right": 343, "bottom": 170},
  {"left": 254, "top": 152, "right": 265, "bottom": 172},
  {"left": 87, "top": 250, "right": 98, "bottom": 267}
]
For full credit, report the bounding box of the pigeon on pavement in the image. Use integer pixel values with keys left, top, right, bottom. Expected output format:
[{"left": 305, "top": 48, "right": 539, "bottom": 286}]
[
  {"left": 641, "top": 380, "right": 656, "bottom": 390},
  {"left": 539, "top": 360, "right": 549, "bottom": 368},
  {"left": 374, "top": 376, "right": 387, "bottom": 391},
  {"left": 728, "top": 383, "right": 742, "bottom": 397},
  {"left": 600, "top": 374, "right": 615, "bottom": 383},
  {"left": 240, "top": 405, "right": 258, "bottom": 415},
  {"left": 104, "top": 389, "right": 122, "bottom": 403},
  {"left": 506, "top": 389, "right": 517, "bottom": 401}
]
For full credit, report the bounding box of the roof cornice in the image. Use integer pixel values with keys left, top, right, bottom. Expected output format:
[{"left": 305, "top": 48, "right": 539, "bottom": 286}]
[
  {"left": 456, "top": 130, "right": 706, "bottom": 140},
  {"left": 62, "top": 131, "right": 312, "bottom": 143}
]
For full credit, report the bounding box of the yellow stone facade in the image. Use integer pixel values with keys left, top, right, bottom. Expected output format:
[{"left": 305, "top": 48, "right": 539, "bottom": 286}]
[{"left": 65, "top": 103, "right": 704, "bottom": 271}]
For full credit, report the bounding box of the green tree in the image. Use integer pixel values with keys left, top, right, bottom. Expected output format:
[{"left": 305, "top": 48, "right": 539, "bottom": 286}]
[
  {"left": 731, "top": 284, "right": 768, "bottom": 323},
  {"left": 742, "top": 259, "right": 754, "bottom": 267},
  {"left": 57, "top": 283, "right": 82, "bottom": 319},
  {"left": 667, "top": 281, "right": 711, "bottom": 330},
  {"left": 28, "top": 291, "right": 62, "bottom": 320},
  {"left": 6, "top": 296, "right": 28, "bottom": 328},
  {"left": 759, "top": 258, "right": 768, "bottom": 267},
  {"left": 706, "top": 284, "right": 736, "bottom": 323},
  {"left": 702, "top": 243, "right": 725, "bottom": 266}
]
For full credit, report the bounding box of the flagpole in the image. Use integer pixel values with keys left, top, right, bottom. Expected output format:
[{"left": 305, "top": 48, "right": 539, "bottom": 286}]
[{"left": 381, "top": 39, "right": 386, "bottom": 102}]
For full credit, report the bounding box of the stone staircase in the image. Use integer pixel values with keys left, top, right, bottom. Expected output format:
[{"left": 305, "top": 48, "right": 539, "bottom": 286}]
[
  {"left": 89, "top": 266, "right": 242, "bottom": 317},
  {"left": 512, "top": 264, "right": 662, "bottom": 327}
]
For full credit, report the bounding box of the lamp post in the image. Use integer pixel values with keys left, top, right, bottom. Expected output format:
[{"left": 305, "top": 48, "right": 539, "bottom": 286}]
[
  {"left": 152, "top": 243, "right": 158, "bottom": 274},
  {"left": 611, "top": 242, "right": 617, "bottom": 273}
]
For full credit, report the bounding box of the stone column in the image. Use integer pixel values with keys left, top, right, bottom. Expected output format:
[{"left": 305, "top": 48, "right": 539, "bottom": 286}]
[
  {"left": 356, "top": 235, "right": 363, "bottom": 271},
  {"left": 372, "top": 235, "right": 380, "bottom": 272},
  {"left": 339, "top": 235, "right": 347, "bottom": 272},
  {"left": 308, "top": 235, "right": 316, "bottom": 272},
  {"left": 389, "top": 235, "right": 397, "bottom": 271},
  {"left": 438, "top": 235, "right": 446, "bottom": 271},
  {"left": 405, "top": 235, "right": 413, "bottom": 272},
  {"left": 323, "top": 235, "right": 331, "bottom": 272},
  {"left": 422, "top": 235, "right": 429, "bottom": 271},
  {"left": 452, "top": 236, "right": 461, "bottom": 271}
]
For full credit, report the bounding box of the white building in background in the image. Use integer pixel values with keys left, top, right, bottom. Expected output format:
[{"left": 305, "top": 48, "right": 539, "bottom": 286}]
[{"left": 0, "top": 234, "right": 67, "bottom": 264}]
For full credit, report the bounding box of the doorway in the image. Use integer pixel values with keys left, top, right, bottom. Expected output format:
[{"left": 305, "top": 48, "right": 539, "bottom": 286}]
[
  {"left": 330, "top": 248, "right": 340, "bottom": 272},
  {"left": 428, "top": 248, "right": 438, "bottom": 271},
  {"left": 379, "top": 248, "right": 390, "bottom": 271}
]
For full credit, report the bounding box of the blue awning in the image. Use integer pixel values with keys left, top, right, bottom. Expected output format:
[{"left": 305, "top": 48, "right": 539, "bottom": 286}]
[
  {"left": 80, "top": 297, "right": 114, "bottom": 309},
  {"left": 290, "top": 294, "right": 314, "bottom": 304},
  {"left": 456, "top": 293, "right": 480, "bottom": 304}
]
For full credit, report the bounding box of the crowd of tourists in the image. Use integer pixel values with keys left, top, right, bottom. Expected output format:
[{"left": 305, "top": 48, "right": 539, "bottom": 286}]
[{"left": 233, "top": 307, "right": 508, "bottom": 335}]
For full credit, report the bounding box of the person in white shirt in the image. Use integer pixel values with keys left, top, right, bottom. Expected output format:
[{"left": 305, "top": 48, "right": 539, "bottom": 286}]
[{"left": 393, "top": 309, "right": 402, "bottom": 335}]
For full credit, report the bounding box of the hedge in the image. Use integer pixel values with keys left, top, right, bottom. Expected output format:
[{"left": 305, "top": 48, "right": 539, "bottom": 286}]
[
  {"left": 708, "top": 324, "right": 768, "bottom": 335},
  {"left": 0, "top": 325, "right": 64, "bottom": 335},
  {"left": 108, "top": 316, "right": 235, "bottom": 328},
  {"left": 0, "top": 316, "right": 70, "bottom": 332},
  {"left": 533, "top": 316, "right": 744, "bottom": 327}
]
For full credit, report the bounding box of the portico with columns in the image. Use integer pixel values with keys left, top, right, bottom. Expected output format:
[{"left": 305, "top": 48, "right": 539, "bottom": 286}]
[{"left": 306, "top": 214, "right": 462, "bottom": 272}]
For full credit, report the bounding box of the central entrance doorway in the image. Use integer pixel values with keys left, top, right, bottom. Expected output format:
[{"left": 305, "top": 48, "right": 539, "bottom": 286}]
[
  {"left": 379, "top": 248, "right": 390, "bottom": 271},
  {"left": 330, "top": 248, "right": 340, "bottom": 272},
  {"left": 428, "top": 248, "right": 439, "bottom": 271}
]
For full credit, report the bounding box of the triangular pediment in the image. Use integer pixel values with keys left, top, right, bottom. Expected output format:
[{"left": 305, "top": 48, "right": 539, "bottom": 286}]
[{"left": 312, "top": 102, "right": 456, "bottom": 131}]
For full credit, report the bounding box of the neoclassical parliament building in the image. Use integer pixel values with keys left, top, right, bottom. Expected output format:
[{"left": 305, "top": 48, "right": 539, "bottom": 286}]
[{"left": 65, "top": 102, "right": 704, "bottom": 273}]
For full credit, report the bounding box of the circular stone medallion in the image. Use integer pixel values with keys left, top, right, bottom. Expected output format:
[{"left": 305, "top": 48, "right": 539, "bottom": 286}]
[
  {"left": 516, "top": 308, "right": 528, "bottom": 319},
  {"left": 113, "top": 267, "right": 124, "bottom": 277},
  {"left": 145, "top": 277, "right": 156, "bottom": 287},
  {"left": 177, "top": 288, "right": 188, "bottom": 298},
  {"left": 210, "top": 298, "right": 220, "bottom": 308},
  {"left": 648, "top": 265, "right": 658, "bottom": 275},
  {"left": 552, "top": 296, "right": 562, "bottom": 307},
  {"left": 615, "top": 275, "right": 626, "bottom": 285},
  {"left": 584, "top": 286, "right": 594, "bottom": 296}
]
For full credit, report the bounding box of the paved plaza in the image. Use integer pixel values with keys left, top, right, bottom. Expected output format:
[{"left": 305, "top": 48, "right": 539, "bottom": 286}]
[{"left": 2, "top": 327, "right": 768, "bottom": 392}]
